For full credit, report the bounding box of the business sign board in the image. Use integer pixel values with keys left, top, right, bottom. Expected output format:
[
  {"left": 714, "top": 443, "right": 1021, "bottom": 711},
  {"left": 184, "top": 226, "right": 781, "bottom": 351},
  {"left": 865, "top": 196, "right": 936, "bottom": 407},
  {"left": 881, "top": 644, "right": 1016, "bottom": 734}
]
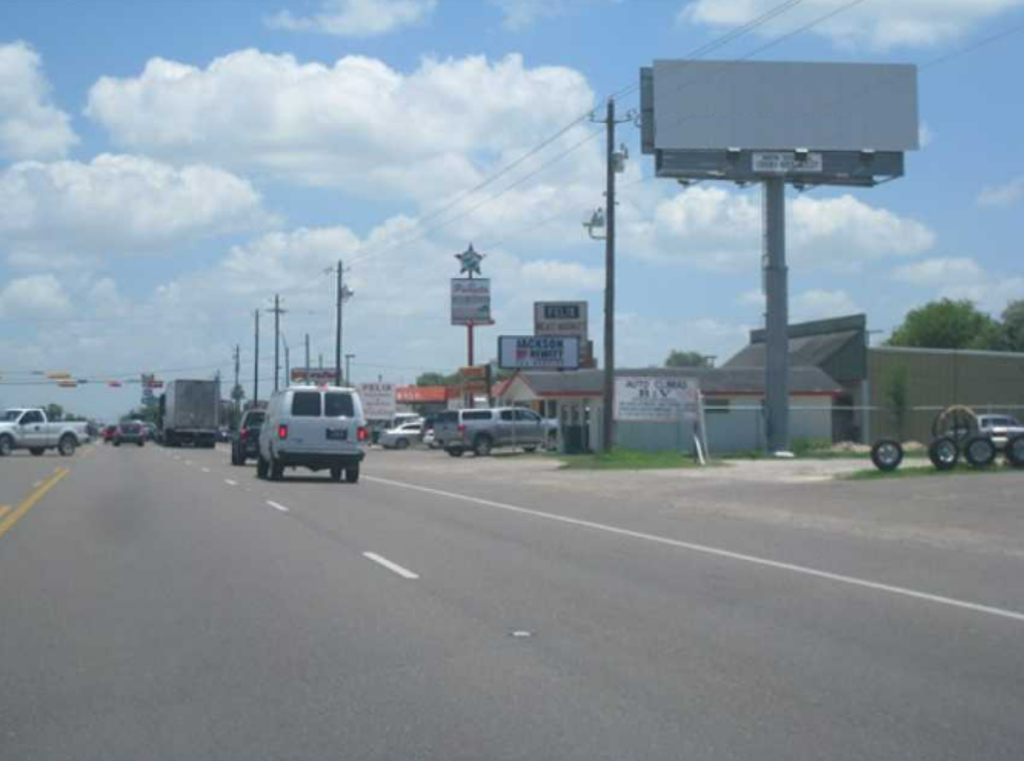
[
  {"left": 291, "top": 367, "right": 339, "bottom": 385},
  {"left": 534, "top": 301, "right": 588, "bottom": 338},
  {"left": 615, "top": 376, "right": 700, "bottom": 423},
  {"left": 451, "top": 278, "right": 493, "bottom": 325},
  {"left": 646, "top": 61, "right": 918, "bottom": 153},
  {"left": 498, "top": 336, "right": 580, "bottom": 370},
  {"left": 357, "top": 382, "right": 397, "bottom": 420}
]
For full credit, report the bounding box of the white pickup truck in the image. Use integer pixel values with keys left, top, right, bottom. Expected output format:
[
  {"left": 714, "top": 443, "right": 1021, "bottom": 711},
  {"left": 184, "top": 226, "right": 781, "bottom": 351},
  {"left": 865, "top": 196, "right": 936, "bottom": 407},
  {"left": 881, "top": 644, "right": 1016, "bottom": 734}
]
[{"left": 0, "top": 408, "right": 90, "bottom": 457}]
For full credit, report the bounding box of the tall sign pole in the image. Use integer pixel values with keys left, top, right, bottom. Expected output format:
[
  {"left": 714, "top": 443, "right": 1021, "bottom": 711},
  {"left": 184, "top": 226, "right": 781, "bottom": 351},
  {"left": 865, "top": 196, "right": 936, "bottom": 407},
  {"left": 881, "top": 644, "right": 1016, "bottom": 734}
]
[
  {"left": 253, "top": 309, "right": 260, "bottom": 405},
  {"left": 335, "top": 260, "right": 343, "bottom": 387},
  {"left": 763, "top": 177, "right": 790, "bottom": 452},
  {"left": 454, "top": 243, "right": 486, "bottom": 408}
]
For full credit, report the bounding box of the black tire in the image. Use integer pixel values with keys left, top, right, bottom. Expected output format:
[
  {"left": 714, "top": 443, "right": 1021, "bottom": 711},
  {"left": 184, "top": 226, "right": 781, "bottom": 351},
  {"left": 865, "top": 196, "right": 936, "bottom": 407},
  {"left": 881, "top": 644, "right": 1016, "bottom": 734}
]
[
  {"left": 1004, "top": 434, "right": 1024, "bottom": 468},
  {"left": 446, "top": 447, "right": 464, "bottom": 458},
  {"left": 270, "top": 457, "right": 284, "bottom": 481},
  {"left": 114, "top": 441, "right": 121, "bottom": 447},
  {"left": 0, "top": 435, "right": 13, "bottom": 457},
  {"left": 138, "top": 441, "right": 145, "bottom": 448},
  {"left": 30, "top": 447, "right": 45, "bottom": 457},
  {"left": 396, "top": 438, "right": 409, "bottom": 450},
  {"left": 473, "top": 435, "right": 493, "bottom": 457},
  {"left": 231, "top": 447, "right": 243, "bottom": 466},
  {"left": 330, "top": 466, "right": 343, "bottom": 481},
  {"left": 523, "top": 445, "right": 538, "bottom": 454},
  {"left": 963, "top": 435, "right": 997, "bottom": 468},
  {"left": 256, "top": 455, "right": 269, "bottom": 479},
  {"left": 928, "top": 436, "right": 960, "bottom": 471},
  {"left": 58, "top": 435, "right": 77, "bottom": 457},
  {"left": 345, "top": 465, "right": 360, "bottom": 484},
  {"left": 870, "top": 439, "right": 903, "bottom": 472}
]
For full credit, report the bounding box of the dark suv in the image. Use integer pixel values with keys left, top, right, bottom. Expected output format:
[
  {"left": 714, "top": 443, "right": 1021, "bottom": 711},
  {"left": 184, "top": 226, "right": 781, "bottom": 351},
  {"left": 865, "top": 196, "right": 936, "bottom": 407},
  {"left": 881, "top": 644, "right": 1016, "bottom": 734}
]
[
  {"left": 231, "top": 409, "right": 266, "bottom": 466},
  {"left": 114, "top": 422, "right": 145, "bottom": 447}
]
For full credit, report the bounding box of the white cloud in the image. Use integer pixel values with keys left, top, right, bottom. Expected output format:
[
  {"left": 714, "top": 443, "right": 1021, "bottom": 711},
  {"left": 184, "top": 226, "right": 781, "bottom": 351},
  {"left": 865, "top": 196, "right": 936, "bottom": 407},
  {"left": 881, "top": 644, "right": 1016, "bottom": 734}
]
[
  {"left": 919, "top": 121, "right": 934, "bottom": 148},
  {"left": 622, "top": 186, "right": 934, "bottom": 272},
  {"left": 0, "top": 274, "right": 72, "bottom": 318},
  {"left": 520, "top": 260, "right": 604, "bottom": 290},
  {"left": 679, "top": 0, "right": 1024, "bottom": 50},
  {"left": 791, "top": 289, "right": 860, "bottom": 321},
  {"left": 890, "top": 256, "right": 1024, "bottom": 313},
  {"left": 266, "top": 0, "right": 437, "bottom": 37},
  {"left": 0, "top": 154, "right": 274, "bottom": 266},
  {"left": 977, "top": 176, "right": 1024, "bottom": 208},
  {"left": 85, "top": 50, "right": 596, "bottom": 201},
  {"left": 490, "top": 0, "right": 617, "bottom": 30},
  {"left": 0, "top": 41, "right": 78, "bottom": 160}
]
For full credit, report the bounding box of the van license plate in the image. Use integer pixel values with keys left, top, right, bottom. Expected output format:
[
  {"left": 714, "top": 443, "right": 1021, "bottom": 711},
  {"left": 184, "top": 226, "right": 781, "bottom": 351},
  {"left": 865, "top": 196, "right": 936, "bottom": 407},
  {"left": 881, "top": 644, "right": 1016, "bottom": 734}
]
[{"left": 326, "top": 428, "right": 348, "bottom": 441}]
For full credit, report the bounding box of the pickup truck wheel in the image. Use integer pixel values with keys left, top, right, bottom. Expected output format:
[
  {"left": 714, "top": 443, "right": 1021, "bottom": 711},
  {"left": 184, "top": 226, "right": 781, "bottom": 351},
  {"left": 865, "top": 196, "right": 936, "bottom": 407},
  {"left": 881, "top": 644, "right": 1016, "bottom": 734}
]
[
  {"left": 396, "top": 438, "right": 409, "bottom": 450},
  {"left": 964, "top": 435, "right": 996, "bottom": 468},
  {"left": 0, "top": 435, "right": 12, "bottom": 457},
  {"left": 58, "top": 435, "right": 77, "bottom": 457},
  {"left": 1005, "top": 434, "right": 1024, "bottom": 468},
  {"left": 330, "top": 466, "right": 343, "bottom": 481},
  {"left": 473, "top": 435, "right": 493, "bottom": 457},
  {"left": 30, "top": 447, "right": 46, "bottom": 457},
  {"left": 446, "top": 447, "right": 464, "bottom": 458},
  {"left": 345, "top": 465, "right": 360, "bottom": 484}
]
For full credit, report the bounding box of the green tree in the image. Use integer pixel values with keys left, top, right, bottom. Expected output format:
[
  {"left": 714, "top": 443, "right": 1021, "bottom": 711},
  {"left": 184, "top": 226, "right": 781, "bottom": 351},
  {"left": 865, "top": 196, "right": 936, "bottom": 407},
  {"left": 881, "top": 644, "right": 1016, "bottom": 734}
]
[
  {"left": 416, "top": 371, "right": 461, "bottom": 386},
  {"left": 44, "top": 403, "right": 64, "bottom": 421},
  {"left": 665, "top": 349, "right": 710, "bottom": 368},
  {"left": 997, "top": 299, "right": 1024, "bottom": 352},
  {"left": 887, "top": 299, "right": 1000, "bottom": 350}
]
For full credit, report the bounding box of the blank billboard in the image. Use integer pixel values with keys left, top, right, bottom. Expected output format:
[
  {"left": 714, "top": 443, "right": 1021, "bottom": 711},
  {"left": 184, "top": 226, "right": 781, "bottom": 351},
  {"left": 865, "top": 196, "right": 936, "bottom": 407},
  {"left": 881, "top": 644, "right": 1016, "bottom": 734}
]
[{"left": 651, "top": 61, "right": 918, "bottom": 152}]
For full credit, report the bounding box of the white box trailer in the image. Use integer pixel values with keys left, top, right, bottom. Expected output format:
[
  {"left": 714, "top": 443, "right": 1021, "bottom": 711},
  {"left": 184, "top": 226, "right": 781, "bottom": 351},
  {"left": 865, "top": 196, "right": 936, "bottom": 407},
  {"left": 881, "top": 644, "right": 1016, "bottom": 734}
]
[{"left": 160, "top": 379, "right": 221, "bottom": 448}]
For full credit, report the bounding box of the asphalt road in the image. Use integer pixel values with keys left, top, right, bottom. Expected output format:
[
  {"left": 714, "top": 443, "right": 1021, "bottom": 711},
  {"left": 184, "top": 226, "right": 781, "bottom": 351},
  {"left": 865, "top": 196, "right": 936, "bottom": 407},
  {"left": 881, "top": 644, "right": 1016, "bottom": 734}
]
[{"left": 1, "top": 444, "right": 1022, "bottom": 760}]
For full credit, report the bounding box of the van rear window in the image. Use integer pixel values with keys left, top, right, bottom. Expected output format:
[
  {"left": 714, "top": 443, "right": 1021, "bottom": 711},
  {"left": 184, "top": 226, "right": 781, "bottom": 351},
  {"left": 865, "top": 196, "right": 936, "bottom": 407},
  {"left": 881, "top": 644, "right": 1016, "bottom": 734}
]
[
  {"left": 291, "top": 392, "right": 322, "bottom": 417},
  {"left": 325, "top": 393, "right": 354, "bottom": 418}
]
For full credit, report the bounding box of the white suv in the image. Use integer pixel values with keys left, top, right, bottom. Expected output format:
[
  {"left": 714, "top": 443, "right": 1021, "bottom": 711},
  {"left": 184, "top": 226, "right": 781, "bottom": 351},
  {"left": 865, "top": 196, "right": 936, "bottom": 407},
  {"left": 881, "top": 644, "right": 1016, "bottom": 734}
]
[{"left": 257, "top": 386, "right": 368, "bottom": 482}]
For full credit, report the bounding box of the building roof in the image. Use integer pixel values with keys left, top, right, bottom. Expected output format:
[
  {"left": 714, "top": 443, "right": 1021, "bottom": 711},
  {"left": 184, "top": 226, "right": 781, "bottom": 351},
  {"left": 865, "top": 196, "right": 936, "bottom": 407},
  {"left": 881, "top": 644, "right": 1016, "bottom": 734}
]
[
  {"left": 512, "top": 366, "right": 843, "bottom": 398},
  {"left": 725, "top": 330, "right": 862, "bottom": 369}
]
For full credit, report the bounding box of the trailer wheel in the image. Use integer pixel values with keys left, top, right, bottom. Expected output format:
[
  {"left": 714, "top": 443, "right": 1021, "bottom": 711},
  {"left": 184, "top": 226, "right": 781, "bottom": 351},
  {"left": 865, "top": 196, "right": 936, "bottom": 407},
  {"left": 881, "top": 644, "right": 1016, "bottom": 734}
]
[
  {"left": 870, "top": 439, "right": 903, "bottom": 472},
  {"left": 928, "top": 436, "right": 960, "bottom": 471},
  {"left": 963, "top": 436, "right": 997, "bottom": 468}
]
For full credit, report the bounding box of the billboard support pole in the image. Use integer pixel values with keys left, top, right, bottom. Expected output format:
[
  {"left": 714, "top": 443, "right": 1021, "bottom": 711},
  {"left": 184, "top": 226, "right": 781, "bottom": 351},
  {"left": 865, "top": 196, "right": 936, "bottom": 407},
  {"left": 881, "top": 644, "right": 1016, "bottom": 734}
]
[
  {"left": 763, "top": 177, "right": 790, "bottom": 453},
  {"left": 602, "top": 98, "right": 618, "bottom": 453}
]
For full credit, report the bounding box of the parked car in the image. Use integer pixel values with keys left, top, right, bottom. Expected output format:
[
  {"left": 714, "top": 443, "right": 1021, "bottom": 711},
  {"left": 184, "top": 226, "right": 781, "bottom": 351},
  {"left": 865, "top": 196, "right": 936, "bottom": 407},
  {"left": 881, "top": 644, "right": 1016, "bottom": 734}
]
[
  {"left": 231, "top": 409, "right": 266, "bottom": 465},
  {"left": 976, "top": 414, "right": 1024, "bottom": 450},
  {"left": 102, "top": 425, "right": 118, "bottom": 443},
  {"left": 434, "top": 407, "right": 546, "bottom": 457},
  {"left": 379, "top": 421, "right": 423, "bottom": 449},
  {"left": 422, "top": 427, "right": 438, "bottom": 449},
  {"left": 257, "top": 385, "right": 368, "bottom": 482},
  {"left": 113, "top": 422, "right": 146, "bottom": 447},
  {"left": 0, "top": 408, "right": 90, "bottom": 457}
]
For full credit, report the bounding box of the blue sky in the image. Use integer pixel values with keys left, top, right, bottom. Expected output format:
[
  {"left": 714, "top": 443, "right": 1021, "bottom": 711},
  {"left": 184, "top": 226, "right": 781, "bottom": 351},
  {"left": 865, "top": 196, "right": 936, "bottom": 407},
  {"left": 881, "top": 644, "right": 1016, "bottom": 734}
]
[{"left": 1, "top": 0, "right": 1022, "bottom": 420}]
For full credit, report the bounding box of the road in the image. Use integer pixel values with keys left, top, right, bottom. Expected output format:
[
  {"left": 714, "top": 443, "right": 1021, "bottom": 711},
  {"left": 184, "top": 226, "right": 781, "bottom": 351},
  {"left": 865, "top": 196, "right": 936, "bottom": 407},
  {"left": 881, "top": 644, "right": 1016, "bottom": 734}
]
[{"left": 1, "top": 443, "right": 1023, "bottom": 760}]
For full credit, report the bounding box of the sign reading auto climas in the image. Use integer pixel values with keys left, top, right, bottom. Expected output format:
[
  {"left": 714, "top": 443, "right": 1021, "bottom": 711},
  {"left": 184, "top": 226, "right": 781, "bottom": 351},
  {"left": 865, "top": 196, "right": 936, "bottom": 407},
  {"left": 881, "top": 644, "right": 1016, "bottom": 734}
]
[
  {"left": 498, "top": 336, "right": 580, "bottom": 370},
  {"left": 451, "top": 278, "right": 493, "bottom": 325},
  {"left": 615, "top": 376, "right": 700, "bottom": 422},
  {"left": 357, "top": 383, "right": 397, "bottom": 421}
]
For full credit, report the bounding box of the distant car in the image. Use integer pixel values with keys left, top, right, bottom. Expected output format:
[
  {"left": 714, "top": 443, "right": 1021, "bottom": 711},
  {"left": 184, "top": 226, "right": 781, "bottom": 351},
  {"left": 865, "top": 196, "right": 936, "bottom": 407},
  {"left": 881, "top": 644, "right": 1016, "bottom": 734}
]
[
  {"left": 422, "top": 428, "right": 438, "bottom": 449},
  {"left": 114, "top": 422, "right": 145, "bottom": 447},
  {"left": 102, "top": 425, "right": 118, "bottom": 443},
  {"left": 379, "top": 421, "right": 423, "bottom": 450},
  {"left": 434, "top": 407, "right": 546, "bottom": 457},
  {"left": 976, "top": 414, "right": 1024, "bottom": 450},
  {"left": 231, "top": 409, "right": 266, "bottom": 466}
]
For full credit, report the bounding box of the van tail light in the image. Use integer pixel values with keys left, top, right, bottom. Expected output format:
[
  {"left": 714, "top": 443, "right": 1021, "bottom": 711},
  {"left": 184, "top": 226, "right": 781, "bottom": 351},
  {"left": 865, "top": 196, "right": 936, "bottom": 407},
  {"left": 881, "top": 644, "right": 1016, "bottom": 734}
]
[
  {"left": 357, "top": 426, "right": 369, "bottom": 443},
  {"left": 458, "top": 424, "right": 466, "bottom": 436},
  {"left": 240, "top": 428, "right": 248, "bottom": 441},
  {"left": 277, "top": 424, "right": 288, "bottom": 440}
]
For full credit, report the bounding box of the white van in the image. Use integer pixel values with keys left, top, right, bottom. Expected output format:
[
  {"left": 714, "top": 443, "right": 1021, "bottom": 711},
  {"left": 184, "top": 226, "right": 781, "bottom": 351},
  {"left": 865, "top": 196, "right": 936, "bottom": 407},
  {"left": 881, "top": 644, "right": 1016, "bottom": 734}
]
[{"left": 257, "top": 386, "right": 368, "bottom": 482}]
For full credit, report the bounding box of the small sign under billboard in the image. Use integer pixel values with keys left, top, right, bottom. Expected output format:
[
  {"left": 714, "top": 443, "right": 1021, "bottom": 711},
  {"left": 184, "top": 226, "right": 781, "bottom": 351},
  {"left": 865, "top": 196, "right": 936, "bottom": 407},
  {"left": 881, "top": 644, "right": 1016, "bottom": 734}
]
[
  {"left": 752, "top": 151, "right": 824, "bottom": 174},
  {"left": 291, "top": 368, "right": 339, "bottom": 385},
  {"left": 451, "top": 278, "right": 493, "bottom": 326},
  {"left": 358, "top": 383, "right": 397, "bottom": 420},
  {"left": 615, "top": 376, "right": 700, "bottom": 422},
  {"left": 499, "top": 336, "right": 580, "bottom": 370}
]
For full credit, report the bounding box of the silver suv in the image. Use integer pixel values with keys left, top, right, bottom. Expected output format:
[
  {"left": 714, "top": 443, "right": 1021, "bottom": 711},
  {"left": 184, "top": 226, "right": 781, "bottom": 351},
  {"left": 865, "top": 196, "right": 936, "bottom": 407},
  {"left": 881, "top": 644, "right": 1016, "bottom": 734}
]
[
  {"left": 435, "top": 407, "right": 545, "bottom": 457},
  {"left": 258, "top": 386, "right": 368, "bottom": 482}
]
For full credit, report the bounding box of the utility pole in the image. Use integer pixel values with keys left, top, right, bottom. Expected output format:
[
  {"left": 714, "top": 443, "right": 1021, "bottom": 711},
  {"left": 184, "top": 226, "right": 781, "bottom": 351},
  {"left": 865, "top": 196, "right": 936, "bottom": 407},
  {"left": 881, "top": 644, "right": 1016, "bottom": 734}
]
[
  {"left": 305, "top": 334, "right": 311, "bottom": 383},
  {"left": 763, "top": 178, "right": 789, "bottom": 453},
  {"left": 266, "top": 295, "right": 287, "bottom": 392},
  {"left": 253, "top": 309, "right": 260, "bottom": 405},
  {"left": 330, "top": 260, "right": 354, "bottom": 387},
  {"left": 233, "top": 344, "right": 241, "bottom": 417},
  {"left": 318, "top": 353, "right": 323, "bottom": 370},
  {"left": 283, "top": 335, "right": 291, "bottom": 387},
  {"left": 345, "top": 353, "right": 356, "bottom": 386}
]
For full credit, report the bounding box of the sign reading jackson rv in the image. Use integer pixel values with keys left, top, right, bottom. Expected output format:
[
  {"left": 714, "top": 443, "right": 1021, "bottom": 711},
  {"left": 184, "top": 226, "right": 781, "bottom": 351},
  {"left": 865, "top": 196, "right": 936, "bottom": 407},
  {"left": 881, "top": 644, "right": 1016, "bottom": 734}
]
[
  {"left": 357, "top": 383, "right": 397, "bottom": 421},
  {"left": 498, "top": 336, "right": 580, "bottom": 370},
  {"left": 451, "top": 278, "right": 493, "bottom": 325},
  {"left": 615, "top": 376, "right": 700, "bottom": 422}
]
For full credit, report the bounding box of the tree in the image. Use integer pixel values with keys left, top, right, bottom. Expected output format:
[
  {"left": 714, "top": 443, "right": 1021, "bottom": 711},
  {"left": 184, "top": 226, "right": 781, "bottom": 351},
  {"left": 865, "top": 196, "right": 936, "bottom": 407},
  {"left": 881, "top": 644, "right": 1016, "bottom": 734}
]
[
  {"left": 997, "top": 299, "right": 1024, "bottom": 352},
  {"left": 416, "top": 371, "right": 460, "bottom": 386},
  {"left": 887, "top": 299, "right": 1000, "bottom": 350},
  {"left": 44, "top": 403, "right": 64, "bottom": 421},
  {"left": 665, "top": 350, "right": 710, "bottom": 368}
]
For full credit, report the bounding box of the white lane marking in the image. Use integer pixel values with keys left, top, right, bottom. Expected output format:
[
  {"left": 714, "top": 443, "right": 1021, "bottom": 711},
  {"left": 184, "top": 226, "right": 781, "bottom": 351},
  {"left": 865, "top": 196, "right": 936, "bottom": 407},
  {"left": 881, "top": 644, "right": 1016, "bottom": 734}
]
[
  {"left": 201, "top": 467, "right": 211, "bottom": 474},
  {"left": 362, "top": 552, "right": 420, "bottom": 580},
  {"left": 185, "top": 460, "right": 193, "bottom": 466},
  {"left": 224, "top": 479, "right": 238, "bottom": 487},
  {"left": 366, "top": 476, "right": 1024, "bottom": 625},
  {"left": 266, "top": 500, "right": 290, "bottom": 513}
]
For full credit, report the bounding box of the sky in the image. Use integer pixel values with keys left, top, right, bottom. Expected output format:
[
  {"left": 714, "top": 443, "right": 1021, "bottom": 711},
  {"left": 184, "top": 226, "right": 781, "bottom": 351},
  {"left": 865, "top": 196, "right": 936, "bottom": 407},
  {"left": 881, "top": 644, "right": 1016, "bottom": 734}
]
[{"left": 0, "top": 0, "right": 1022, "bottom": 421}]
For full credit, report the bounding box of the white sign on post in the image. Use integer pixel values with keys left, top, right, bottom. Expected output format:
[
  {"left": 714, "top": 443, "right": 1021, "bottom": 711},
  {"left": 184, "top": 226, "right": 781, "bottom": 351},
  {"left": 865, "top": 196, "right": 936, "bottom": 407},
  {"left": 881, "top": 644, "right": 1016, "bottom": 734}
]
[
  {"left": 752, "top": 151, "right": 824, "bottom": 174},
  {"left": 451, "top": 279, "right": 493, "bottom": 325},
  {"left": 358, "top": 383, "right": 397, "bottom": 421},
  {"left": 498, "top": 336, "right": 580, "bottom": 370},
  {"left": 614, "top": 376, "right": 700, "bottom": 422}
]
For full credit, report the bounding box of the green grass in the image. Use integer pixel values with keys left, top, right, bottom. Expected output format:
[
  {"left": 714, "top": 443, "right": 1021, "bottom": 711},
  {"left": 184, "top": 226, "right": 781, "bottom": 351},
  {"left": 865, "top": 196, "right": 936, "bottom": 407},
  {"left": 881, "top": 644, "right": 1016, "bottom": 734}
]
[
  {"left": 551, "top": 448, "right": 709, "bottom": 471},
  {"left": 844, "top": 462, "right": 1022, "bottom": 481}
]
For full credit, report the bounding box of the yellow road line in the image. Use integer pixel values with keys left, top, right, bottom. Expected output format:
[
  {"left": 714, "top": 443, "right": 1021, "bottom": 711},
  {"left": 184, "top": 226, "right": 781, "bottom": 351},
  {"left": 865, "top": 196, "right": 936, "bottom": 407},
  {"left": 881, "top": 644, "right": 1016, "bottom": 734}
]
[
  {"left": 0, "top": 468, "right": 69, "bottom": 541},
  {"left": 0, "top": 506, "right": 9, "bottom": 519}
]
